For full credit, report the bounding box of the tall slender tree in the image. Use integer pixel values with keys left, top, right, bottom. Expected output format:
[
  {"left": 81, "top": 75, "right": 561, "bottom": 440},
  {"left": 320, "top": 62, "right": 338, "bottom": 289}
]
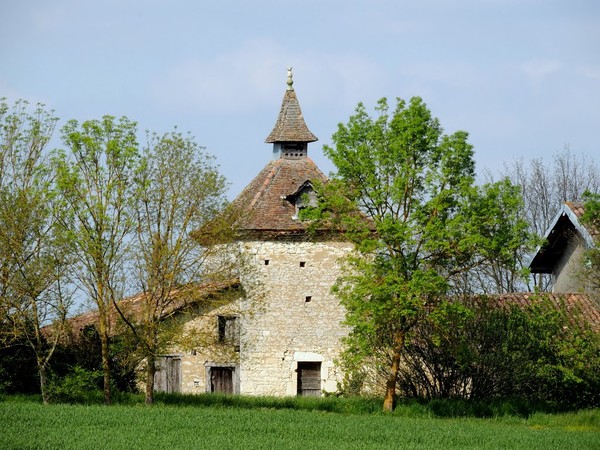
[
  {"left": 316, "top": 97, "right": 528, "bottom": 411},
  {"left": 0, "top": 99, "right": 72, "bottom": 404},
  {"left": 53, "top": 116, "right": 139, "bottom": 404},
  {"left": 115, "top": 130, "right": 228, "bottom": 404}
]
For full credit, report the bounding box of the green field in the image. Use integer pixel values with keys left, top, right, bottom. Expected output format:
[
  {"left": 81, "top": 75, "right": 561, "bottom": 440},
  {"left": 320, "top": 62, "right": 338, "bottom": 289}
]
[{"left": 1, "top": 398, "right": 598, "bottom": 449}]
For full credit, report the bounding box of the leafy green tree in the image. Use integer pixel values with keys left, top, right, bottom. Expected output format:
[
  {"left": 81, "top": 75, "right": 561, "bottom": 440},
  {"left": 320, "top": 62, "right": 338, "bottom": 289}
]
[
  {"left": 316, "top": 97, "right": 529, "bottom": 411},
  {"left": 581, "top": 191, "right": 600, "bottom": 294},
  {"left": 0, "top": 98, "right": 73, "bottom": 404},
  {"left": 52, "top": 116, "right": 140, "bottom": 404},
  {"left": 115, "top": 130, "right": 228, "bottom": 404}
]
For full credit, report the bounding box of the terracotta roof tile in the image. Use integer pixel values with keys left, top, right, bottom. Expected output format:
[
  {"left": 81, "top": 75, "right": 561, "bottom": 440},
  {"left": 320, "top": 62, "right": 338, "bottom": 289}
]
[
  {"left": 231, "top": 158, "right": 328, "bottom": 234},
  {"left": 493, "top": 292, "right": 600, "bottom": 332},
  {"left": 565, "top": 201, "right": 585, "bottom": 219},
  {"left": 565, "top": 201, "right": 598, "bottom": 238}
]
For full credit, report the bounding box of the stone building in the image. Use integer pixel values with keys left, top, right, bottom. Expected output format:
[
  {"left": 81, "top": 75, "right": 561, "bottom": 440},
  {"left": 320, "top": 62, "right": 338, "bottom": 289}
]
[
  {"left": 529, "top": 201, "right": 596, "bottom": 293},
  {"left": 154, "top": 69, "right": 353, "bottom": 396}
]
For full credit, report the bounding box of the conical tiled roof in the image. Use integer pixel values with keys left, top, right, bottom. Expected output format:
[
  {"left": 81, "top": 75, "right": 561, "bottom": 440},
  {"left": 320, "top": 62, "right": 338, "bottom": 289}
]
[
  {"left": 196, "top": 70, "right": 333, "bottom": 241},
  {"left": 230, "top": 157, "right": 327, "bottom": 237},
  {"left": 265, "top": 70, "right": 317, "bottom": 144}
]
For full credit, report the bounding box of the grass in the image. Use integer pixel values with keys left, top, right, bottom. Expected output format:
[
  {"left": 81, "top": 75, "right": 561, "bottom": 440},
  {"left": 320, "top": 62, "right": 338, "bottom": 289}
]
[{"left": 1, "top": 395, "right": 599, "bottom": 449}]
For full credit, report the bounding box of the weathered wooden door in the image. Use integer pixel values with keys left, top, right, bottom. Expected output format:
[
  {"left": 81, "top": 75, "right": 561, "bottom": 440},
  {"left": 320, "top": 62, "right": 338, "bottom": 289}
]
[
  {"left": 297, "top": 362, "right": 321, "bottom": 396},
  {"left": 154, "top": 356, "right": 181, "bottom": 393},
  {"left": 210, "top": 367, "right": 234, "bottom": 393}
]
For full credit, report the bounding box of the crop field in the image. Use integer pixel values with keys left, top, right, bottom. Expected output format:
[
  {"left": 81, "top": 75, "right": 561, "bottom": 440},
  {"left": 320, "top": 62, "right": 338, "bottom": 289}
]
[{"left": 1, "top": 398, "right": 598, "bottom": 449}]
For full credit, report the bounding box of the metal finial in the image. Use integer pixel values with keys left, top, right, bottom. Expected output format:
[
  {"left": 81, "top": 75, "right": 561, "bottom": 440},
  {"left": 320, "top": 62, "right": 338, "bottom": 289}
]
[{"left": 286, "top": 67, "right": 294, "bottom": 90}]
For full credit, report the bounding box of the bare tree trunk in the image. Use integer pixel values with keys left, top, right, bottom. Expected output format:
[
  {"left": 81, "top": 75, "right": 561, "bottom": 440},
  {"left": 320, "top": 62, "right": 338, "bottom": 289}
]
[
  {"left": 98, "top": 302, "right": 112, "bottom": 405},
  {"left": 37, "top": 359, "right": 49, "bottom": 405},
  {"left": 383, "top": 331, "right": 405, "bottom": 412},
  {"left": 145, "top": 353, "right": 155, "bottom": 405}
]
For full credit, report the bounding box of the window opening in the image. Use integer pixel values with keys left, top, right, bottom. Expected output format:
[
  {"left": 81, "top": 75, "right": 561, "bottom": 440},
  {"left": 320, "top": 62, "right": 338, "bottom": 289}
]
[{"left": 218, "top": 315, "right": 240, "bottom": 347}]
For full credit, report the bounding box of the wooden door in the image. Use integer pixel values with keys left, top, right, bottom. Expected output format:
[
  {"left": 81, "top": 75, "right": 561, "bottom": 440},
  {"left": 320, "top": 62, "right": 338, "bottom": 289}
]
[
  {"left": 210, "top": 367, "right": 234, "bottom": 394},
  {"left": 168, "top": 357, "right": 181, "bottom": 393},
  {"left": 297, "top": 362, "right": 321, "bottom": 396},
  {"left": 154, "top": 356, "right": 181, "bottom": 393}
]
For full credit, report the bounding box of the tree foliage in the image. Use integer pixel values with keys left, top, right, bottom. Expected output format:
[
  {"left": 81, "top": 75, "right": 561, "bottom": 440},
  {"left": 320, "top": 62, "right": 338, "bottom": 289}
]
[
  {"left": 316, "top": 97, "right": 529, "bottom": 411},
  {"left": 581, "top": 191, "right": 600, "bottom": 296},
  {"left": 0, "top": 98, "right": 72, "bottom": 403},
  {"left": 116, "top": 130, "right": 228, "bottom": 404},
  {"left": 52, "top": 116, "right": 140, "bottom": 404},
  {"left": 396, "top": 295, "right": 600, "bottom": 409}
]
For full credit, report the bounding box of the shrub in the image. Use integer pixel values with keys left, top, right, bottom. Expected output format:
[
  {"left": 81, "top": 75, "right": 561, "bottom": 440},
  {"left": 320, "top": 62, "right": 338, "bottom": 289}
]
[
  {"left": 48, "top": 366, "right": 103, "bottom": 404},
  {"left": 395, "top": 295, "right": 600, "bottom": 409}
]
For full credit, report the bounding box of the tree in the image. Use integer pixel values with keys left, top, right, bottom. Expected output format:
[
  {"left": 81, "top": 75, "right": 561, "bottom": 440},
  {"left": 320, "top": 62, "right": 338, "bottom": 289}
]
[
  {"left": 115, "top": 130, "right": 228, "bottom": 404},
  {"left": 581, "top": 191, "right": 600, "bottom": 295},
  {"left": 316, "top": 97, "right": 528, "bottom": 411},
  {"left": 0, "top": 98, "right": 72, "bottom": 404},
  {"left": 52, "top": 116, "right": 140, "bottom": 404}
]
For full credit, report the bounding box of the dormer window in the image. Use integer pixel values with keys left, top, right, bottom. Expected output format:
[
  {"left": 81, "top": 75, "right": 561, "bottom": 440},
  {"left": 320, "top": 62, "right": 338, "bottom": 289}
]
[{"left": 286, "top": 181, "right": 317, "bottom": 220}]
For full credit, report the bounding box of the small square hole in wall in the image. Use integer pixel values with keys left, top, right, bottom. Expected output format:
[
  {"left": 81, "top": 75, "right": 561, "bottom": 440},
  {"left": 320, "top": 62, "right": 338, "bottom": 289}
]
[
  {"left": 299, "top": 261, "right": 306, "bottom": 267},
  {"left": 305, "top": 296, "right": 312, "bottom": 303},
  {"left": 264, "top": 260, "right": 270, "bottom": 266}
]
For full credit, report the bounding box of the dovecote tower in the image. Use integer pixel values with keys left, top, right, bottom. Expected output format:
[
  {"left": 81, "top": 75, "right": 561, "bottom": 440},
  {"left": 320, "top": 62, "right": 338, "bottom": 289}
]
[
  {"left": 172, "top": 70, "right": 352, "bottom": 397},
  {"left": 227, "top": 69, "right": 353, "bottom": 396}
]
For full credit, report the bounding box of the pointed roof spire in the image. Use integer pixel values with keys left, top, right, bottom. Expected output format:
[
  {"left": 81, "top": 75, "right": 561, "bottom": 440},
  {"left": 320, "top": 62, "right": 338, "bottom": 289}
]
[{"left": 265, "top": 68, "right": 318, "bottom": 143}]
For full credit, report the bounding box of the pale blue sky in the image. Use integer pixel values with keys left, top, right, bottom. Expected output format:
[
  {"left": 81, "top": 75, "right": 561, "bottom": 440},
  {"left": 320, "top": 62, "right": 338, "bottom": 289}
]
[{"left": 2, "top": 0, "right": 599, "bottom": 196}]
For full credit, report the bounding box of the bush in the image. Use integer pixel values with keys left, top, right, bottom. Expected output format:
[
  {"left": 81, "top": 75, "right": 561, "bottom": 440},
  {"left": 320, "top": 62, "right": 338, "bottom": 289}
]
[
  {"left": 48, "top": 366, "right": 103, "bottom": 404},
  {"left": 395, "top": 295, "right": 600, "bottom": 409}
]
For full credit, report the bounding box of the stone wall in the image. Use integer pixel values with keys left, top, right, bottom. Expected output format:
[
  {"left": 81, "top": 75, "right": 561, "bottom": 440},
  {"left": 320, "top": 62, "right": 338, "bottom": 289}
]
[
  {"left": 238, "top": 240, "right": 353, "bottom": 396},
  {"left": 154, "top": 295, "right": 243, "bottom": 394},
  {"left": 554, "top": 235, "right": 585, "bottom": 293},
  {"left": 159, "top": 239, "right": 353, "bottom": 397}
]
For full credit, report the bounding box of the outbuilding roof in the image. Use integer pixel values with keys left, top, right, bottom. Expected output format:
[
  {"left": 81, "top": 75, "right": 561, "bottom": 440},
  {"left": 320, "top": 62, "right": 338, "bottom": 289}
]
[
  {"left": 529, "top": 202, "right": 595, "bottom": 273},
  {"left": 494, "top": 291, "right": 600, "bottom": 332},
  {"left": 62, "top": 279, "right": 240, "bottom": 338}
]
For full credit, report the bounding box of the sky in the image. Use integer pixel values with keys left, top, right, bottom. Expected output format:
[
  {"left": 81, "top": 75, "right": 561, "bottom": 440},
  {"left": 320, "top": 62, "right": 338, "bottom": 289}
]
[{"left": 1, "top": 0, "right": 599, "bottom": 197}]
